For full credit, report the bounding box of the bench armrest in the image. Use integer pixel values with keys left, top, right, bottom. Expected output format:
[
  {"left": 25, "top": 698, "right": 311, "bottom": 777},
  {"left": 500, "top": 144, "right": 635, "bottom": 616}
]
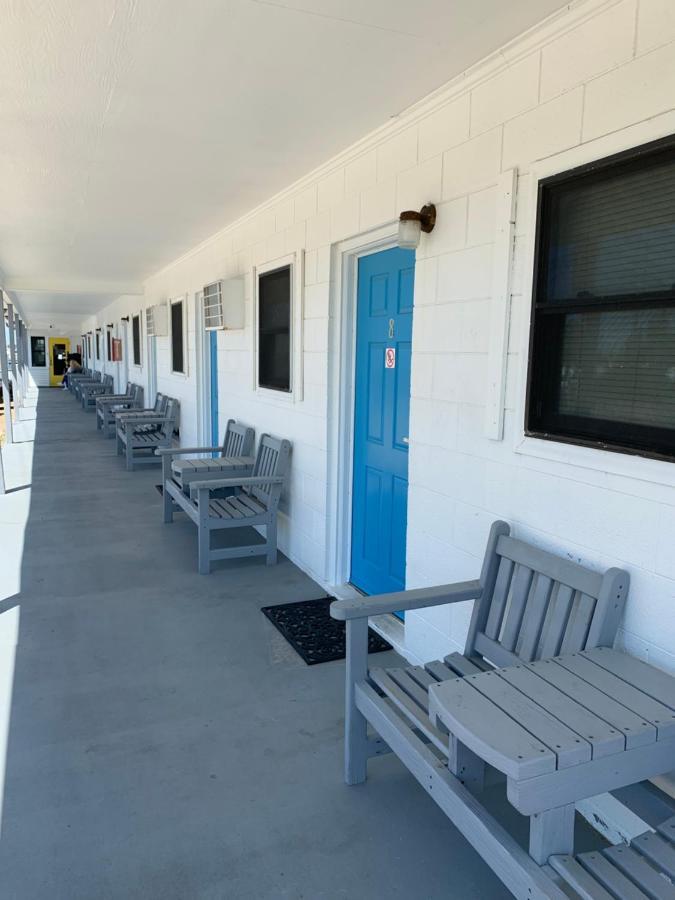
[
  {"left": 155, "top": 445, "right": 225, "bottom": 456},
  {"left": 189, "top": 475, "right": 284, "bottom": 498},
  {"left": 330, "top": 579, "right": 483, "bottom": 621}
]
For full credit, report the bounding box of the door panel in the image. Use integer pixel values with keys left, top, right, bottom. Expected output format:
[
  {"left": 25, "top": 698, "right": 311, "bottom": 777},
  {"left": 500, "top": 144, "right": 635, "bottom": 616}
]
[
  {"left": 48, "top": 337, "right": 70, "bottom": 386},
  {"left": 351, "top": 247, "right": 415, "bottom": 597}
]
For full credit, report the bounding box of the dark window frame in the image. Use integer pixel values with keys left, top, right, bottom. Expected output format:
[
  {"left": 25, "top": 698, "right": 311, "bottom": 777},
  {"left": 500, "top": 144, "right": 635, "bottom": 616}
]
[
  {"left": 170, "top": 298, "right": 185, "bottom": 374},
  {"left": 257, "top": 264, "right": 292, "bottom": 393},
  {"left": 95, "top": 332, "right": 100, "bottom": 360},
  {"left": 132, "top": 315, "right": 141, "bottom": 366},
  {"left": 106, "top": 329, "right": 112, "bottom": 362},
  {"left": 525, "top": 133, "right": 675, "bottom": 463},
  {"left": 30, "top": 336, "right": 46, "bottom": 367}
]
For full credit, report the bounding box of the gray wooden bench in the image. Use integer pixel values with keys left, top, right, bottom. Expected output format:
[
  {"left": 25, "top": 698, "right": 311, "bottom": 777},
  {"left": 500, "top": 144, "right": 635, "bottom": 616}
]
[
  {"left": 72, "top": 370, "right": 101, "bottom": 399},
  {"left": 330, "top": 521, "right": 644, "bottom": 899},
  {"left": 158, "top": 418, "right": 255, "bottom": 499},
  {"left": 116, "top": 397, "right": 179, "bottom": 471},
  {"left": 96, "top": 384, "right": 144, "bottom": 435},
  {"left": 111, "top": 392, "right": 167, "bottom": 437},
  {"left": 80, "top": 373, "right": 114, "bottom": 409},
  {"left": 180, "top": 433, "right": 291, "bottom": 574}
]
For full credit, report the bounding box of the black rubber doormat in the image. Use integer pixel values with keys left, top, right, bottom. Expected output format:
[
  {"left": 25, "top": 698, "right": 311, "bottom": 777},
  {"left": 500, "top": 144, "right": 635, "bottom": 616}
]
[{"left": 261, "top": 597, "right": 392, "bottom": 665}]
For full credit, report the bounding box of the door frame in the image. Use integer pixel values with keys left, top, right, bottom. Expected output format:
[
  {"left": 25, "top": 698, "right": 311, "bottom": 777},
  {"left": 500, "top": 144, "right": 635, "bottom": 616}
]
[
  {"left": 48, "top": 336, "right": 70, "bottom": 386},
  {"left": 195, "top": 290, "right": 212, "bottom": 447},
  {"left": 326, "top": 223, "right": 401, "bottom": 591}
]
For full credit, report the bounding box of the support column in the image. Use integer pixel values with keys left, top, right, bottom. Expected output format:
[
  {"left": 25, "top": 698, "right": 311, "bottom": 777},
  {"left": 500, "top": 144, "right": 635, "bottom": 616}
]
[
  {"left": 6, "top": 304, "right": 20, "bottom": 410},
  {"left": 0, "top": 295, "right": 14, "bottom": 445}
]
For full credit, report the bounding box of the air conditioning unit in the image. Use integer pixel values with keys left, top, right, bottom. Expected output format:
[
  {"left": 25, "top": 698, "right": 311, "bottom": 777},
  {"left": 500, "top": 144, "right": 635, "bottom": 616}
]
[
  {"left": 203, "top": 276, "right": 245, "bottom": 331},
  {"left": 145, "top": 303, "right": 169, "bottom": 337}
]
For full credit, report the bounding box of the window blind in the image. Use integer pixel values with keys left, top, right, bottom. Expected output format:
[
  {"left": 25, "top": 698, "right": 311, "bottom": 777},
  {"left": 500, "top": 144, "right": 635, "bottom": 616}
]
[{"left": 528, "top": 137, "right": 675, "bottom": 459}]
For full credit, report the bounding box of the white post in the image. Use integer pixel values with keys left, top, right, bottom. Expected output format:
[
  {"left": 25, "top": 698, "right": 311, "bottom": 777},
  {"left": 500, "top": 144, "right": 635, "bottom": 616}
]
[
  {"left": 0, "top": 295, "right": 14, "bottom": 445},
  {"left": 6, "top": 304, "right": 20, "bottom": 410}
]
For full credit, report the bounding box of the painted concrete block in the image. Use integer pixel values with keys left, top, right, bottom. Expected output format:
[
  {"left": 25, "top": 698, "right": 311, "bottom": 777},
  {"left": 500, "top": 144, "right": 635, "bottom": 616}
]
[
  {"left": 540, "top": 0, "right": 636, "bottom": 101},
  {"left": 583, "top": 42, "right": 675, "bottom": 141},
  {"left": 502, "top": 87, "right": 584, "bottom": 171},
  {"left": 345, "top": 150, "right": 377, "bottom": 195},
  {"left": 376, "top": 126, "right": 418, "bottom": 184},
  {"left": 442, "top": 128, "right": 502, "bottom": 199},
  {"left": 470, "top": 54, "right": 540, "bottom": 136},
  {"left": 637, "top": 0, "right": 675, "bottom": 53},
  {"left": 418, "top": 94, "right": 471, "bottom": 162}
]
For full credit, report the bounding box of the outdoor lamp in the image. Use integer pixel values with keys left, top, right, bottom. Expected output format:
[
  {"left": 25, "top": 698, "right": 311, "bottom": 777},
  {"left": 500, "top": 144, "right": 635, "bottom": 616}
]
[{"left": 397, "top": 203, "right": 436, "bottom": 249}]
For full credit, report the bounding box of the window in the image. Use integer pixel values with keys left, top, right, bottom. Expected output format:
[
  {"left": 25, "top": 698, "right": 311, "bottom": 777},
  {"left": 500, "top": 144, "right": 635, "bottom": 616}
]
[
  {"left": 106, "top": 329, "right": 112, "bottom": 361},
  {"left": 526, "top": 136, "right": 675, "bottom": 461},
  {"left": 170, "top": 298, "right": 185, "bottom": 374},
  {"left": 258, "top": 265, "right": 291, "bottom": 392},
  {"left": 95, "top": 332, "right": 100, "bottom": 360},
  {"left": 30, "top": 336, "right": 46, "bottom": 367},
  {"left": 132, "top": 315, "right": 141, "bottom": 366}
]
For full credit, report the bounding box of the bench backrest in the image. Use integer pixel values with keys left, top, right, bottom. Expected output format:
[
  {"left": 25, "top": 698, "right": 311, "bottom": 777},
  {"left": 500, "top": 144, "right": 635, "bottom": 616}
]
[
  {"left": 159, "top": 397, "right": 179, "bottom": 439},
  {"left": 154, "top": 392, "right": 167, "bottom": 414},
  {"left": 246, "top": 434, "right": 291, "bottom": 509},
  {"left": 131, "top": 384, "right": 143, "bottom": 406},
  {"left": 465, "top": 521, "right": 629, "bottom": 668},
  {"left": 102, "top": 374, "right": 114, "bottom": 389},
  {"left": 222, "top": 419, "right": 255, "bottom": 458}
]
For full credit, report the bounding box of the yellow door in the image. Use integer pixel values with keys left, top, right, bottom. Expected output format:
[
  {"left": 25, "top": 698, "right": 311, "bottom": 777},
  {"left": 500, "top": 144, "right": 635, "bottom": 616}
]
[{"left": 48, "top": 337, "right": 71, "bottom": 386}]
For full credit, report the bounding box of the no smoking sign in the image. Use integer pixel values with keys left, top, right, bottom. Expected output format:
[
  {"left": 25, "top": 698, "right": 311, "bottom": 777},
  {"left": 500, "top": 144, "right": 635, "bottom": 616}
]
[{"left": 385, "top": 347, "right": 396, "bottom": 369}]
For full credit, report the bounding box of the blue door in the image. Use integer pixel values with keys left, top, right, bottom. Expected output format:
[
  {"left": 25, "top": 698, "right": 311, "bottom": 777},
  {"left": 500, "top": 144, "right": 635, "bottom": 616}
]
[
  {"left": 351, "top": 247, "right": 415, "bottom": 598},
  {"left": 209, "top": 331, "right": 219, "bottom": 455}
]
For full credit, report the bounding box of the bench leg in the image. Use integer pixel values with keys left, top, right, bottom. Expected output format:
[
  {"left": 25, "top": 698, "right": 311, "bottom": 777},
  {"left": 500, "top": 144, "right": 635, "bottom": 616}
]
[
  {"left": 116, "top": 431, "right": 123, "bottom": 455},
  {"left": 266, "top": 518, "right": 277, "bottom": 565},
  {"left": 198, "top": 490, "right": 211, "bottom": 574},
  {"left": 450, "top": 738, "right": 485, "bottom": 793},
  {"left": 345, "top": 618, "right": 369, "bottom": 785},
  {"left": 126, "top": 439, "right": 134, "bottom": 471},
  {"left": 529, "top": 804, "right": 575, "bottom": 865}
]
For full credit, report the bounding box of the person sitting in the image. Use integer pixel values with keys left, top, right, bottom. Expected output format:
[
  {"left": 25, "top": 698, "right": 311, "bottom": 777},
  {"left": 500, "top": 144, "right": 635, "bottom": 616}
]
[{"left": 61, "top": 356, "right": 82, "bottom": 389}]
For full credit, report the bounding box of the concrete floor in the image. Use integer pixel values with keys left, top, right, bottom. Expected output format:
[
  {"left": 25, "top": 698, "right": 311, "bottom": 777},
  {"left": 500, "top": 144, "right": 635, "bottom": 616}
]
[{"left": 0, "top": 389, "right": 596, "bottom": 899}]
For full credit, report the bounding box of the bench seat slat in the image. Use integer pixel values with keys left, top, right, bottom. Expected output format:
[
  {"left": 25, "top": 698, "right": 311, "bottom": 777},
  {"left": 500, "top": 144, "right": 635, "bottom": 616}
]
[
  {"left": 554, "top": 655, "right": 675, "bottom": 741},
  {"left": 527, "top": 660, "right": 656, "bottom": 749},
  {"left": 549, "top": 855, "right": 616, "bottom": 900},
  {"left": 369, "top": 669, "right": 448, "bottom": 753},
  {"left": 603, "top": 844, "right": 675, "bottom": 900},
  {"left": 578, "top": 851, "right": 651, "bottom": 900},
  {"left": 632, "top": 831, "right": 675, "bottom": 880},
  {"left": 428, "top": 677, "right": 556, "bottom": 779},
  {"left": 464, "top": 670, "right": 592, "bottom": 769},
  {"left": 658, "top": 817, "right": 675, "bottom": 845},
  {"left": 582, "top": 648, "right": 675, "bottom": 711},
  {"left": 497, "top": 665, "right": 625, "bottom": 759}
]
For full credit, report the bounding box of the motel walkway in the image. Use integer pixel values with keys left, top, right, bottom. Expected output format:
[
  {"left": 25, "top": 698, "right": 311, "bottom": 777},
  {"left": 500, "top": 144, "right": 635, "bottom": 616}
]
[{"left": 0, "top": 388, "right": 585, "bottom": 899}]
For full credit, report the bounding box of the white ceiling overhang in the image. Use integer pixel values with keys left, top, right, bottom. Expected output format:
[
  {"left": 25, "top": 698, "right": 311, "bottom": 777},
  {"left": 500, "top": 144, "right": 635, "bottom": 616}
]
[{"left": 0, "top": 0, "right": 566, "bottom": 321}]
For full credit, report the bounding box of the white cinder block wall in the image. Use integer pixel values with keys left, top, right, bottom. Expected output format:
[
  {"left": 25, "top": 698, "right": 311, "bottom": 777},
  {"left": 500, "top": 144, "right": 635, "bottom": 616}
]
[{"left": 83, "top": 0, "right": 675, "bottom": 673}]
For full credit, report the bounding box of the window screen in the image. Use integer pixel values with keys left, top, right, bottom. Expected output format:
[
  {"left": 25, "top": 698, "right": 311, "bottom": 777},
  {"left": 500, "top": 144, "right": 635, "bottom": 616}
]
[
  {"left": 171, "top": 301, "right": 184, "bottom": 373},
  {"left": 30, "top": 336, "right": 46, "bottom": 367},
  {"left": 132, "top": 315, "right": 141, "bottom": 366},
  {"left": 258, "top": 265, "right": 291, "bottom": 392},
  {"left": 527, "top": 136, "right": 675, "bottom": 460}
]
